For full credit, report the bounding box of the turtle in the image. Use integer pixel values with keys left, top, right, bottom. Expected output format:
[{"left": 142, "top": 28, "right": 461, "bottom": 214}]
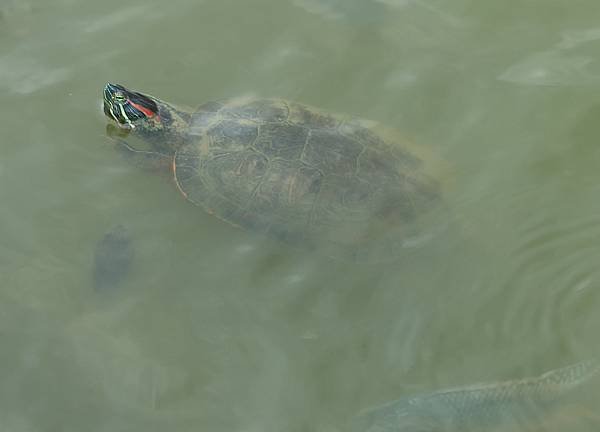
[{"left": 102, "top": 83, "right": 444, "bottom": 262}]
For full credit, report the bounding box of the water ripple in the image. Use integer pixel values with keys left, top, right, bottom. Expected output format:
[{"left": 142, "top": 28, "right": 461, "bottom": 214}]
[{"left": 495, "top": 211, "right": 600, "bottom": 346}]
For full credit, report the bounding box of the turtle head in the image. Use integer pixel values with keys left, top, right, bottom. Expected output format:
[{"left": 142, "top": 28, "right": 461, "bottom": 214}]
[{"left": 103, "top": 83, "right": 189, "bottom": 152}]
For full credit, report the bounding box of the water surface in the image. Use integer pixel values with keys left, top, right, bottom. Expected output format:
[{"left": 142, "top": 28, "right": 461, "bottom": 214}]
[{"left": 2, "top": 0, "right": 600, "bottom": 430}]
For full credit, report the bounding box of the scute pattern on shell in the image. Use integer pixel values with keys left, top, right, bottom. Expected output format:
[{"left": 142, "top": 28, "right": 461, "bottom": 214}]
[{"left": 175, "top": 98, "right": 442, "bottom": 261}]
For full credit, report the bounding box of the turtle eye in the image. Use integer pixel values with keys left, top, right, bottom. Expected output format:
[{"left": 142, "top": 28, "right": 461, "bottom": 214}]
[{"left": 114, "top": 92, "right": 127, "bottom": 103}]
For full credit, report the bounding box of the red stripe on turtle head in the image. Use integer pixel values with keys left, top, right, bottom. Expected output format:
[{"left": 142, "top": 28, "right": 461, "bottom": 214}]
[{"left": 130, "top": 101, "right": 159, "bottom": 120}]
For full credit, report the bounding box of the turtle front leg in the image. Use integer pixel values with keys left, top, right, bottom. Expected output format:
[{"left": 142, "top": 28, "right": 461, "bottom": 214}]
[
  {"left": 112, "top": 138, "right": 172, "bottom": 173},
  {"left": 106, "top": 123, "right": 172, "bottom": 173}
]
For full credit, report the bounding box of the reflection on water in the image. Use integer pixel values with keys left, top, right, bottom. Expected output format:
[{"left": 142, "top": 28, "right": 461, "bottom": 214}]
[
  {"left": 292, "top": 0, "right": 385, "bottom": 22},
  {"left": 498, "top": 27, "right": 600, "bottom": 86},
  {"left": 2, "top": 0, "right": 600, "bottom": 430},
  {"left": 499, "top": 51, "right": 598, "bottom": 86}
]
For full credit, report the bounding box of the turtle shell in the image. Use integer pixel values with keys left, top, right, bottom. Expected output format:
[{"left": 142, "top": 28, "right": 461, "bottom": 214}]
[{"left": 173, "top": 98, "right": 443, "bottom": 261}]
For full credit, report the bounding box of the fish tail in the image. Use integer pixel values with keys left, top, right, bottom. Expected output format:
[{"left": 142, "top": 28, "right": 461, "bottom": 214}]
[{"left": 538, "top": 359, "right": 600, "bottom": 391}]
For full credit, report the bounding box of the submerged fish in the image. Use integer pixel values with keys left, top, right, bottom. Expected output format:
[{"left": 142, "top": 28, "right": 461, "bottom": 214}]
[
  {"left": 93, "top": 224, "right": 133, "bottom": 291},
  {"left": 352, "top": 360, "right": 599, "bottom": 432}
]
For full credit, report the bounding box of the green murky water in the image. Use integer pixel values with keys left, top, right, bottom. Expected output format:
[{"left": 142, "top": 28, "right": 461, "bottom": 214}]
[{"left": 2, "top": 0, "right": 600, "bottom": 430}]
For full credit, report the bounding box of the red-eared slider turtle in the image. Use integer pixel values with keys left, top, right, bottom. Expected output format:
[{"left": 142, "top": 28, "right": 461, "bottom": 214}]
[{"left": 102, "top": 83, "right": 444, "bottom": 261}]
